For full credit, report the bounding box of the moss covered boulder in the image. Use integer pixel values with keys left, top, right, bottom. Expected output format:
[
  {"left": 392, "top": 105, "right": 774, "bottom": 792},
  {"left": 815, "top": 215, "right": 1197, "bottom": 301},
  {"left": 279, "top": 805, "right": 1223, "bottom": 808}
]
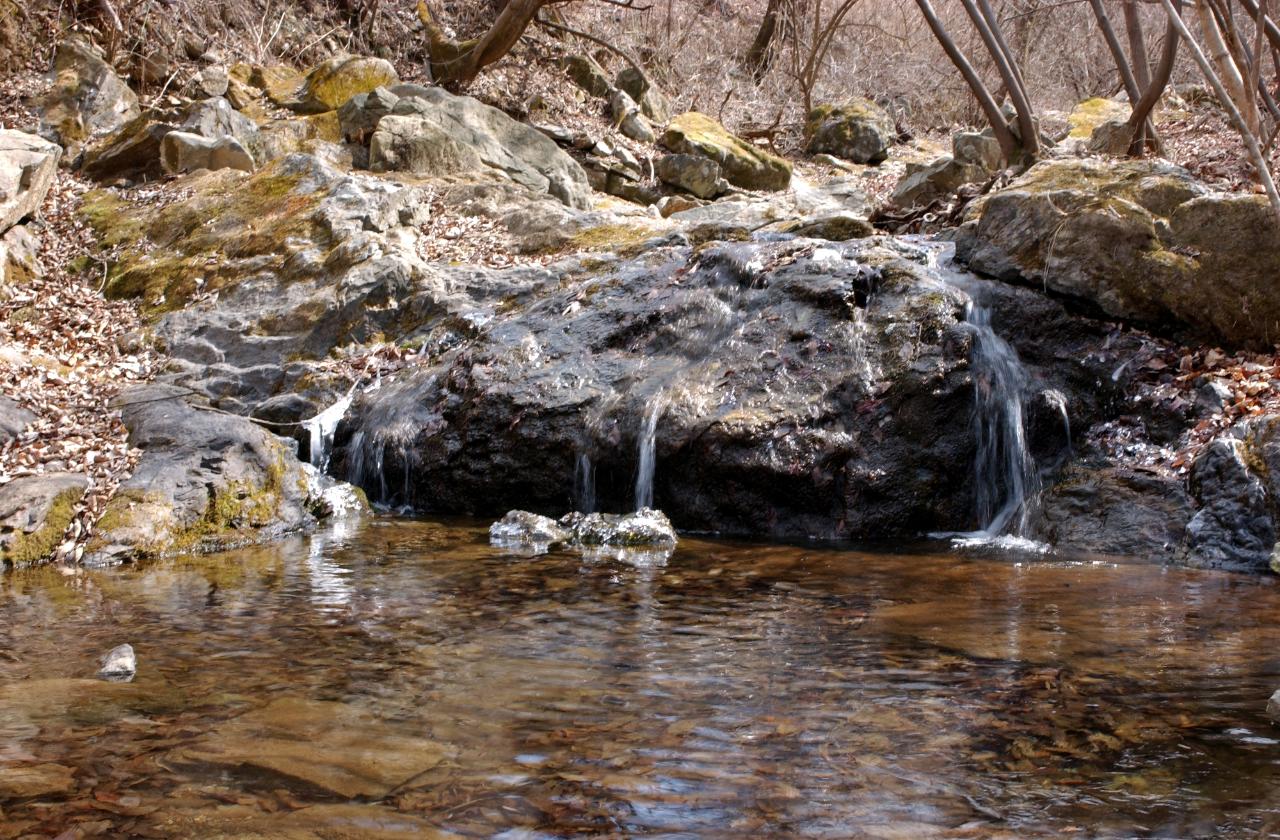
[
  {"left": 1066, "top": 97, "right": 1131, "bottom": 140},
  {"left": 660, "top": 112, "right": 792, "bottom": 192},
  {"left": 85, "top": 384, "right": 318, "bottom": 565},
  {"left": 38, "top": 38, "right": 139, "bottom": 154},
  {"left": 0, "top": 472, "right": 88, "bottom": 568},
  {"left": 953, "top": 158, "right": 1280, "bottom": 348},
  {"left": 805, "top": 100, "right": 895, "bottom": 165},
  {"left": 298, "top": 56, "right": 398, "bottom": 113}
]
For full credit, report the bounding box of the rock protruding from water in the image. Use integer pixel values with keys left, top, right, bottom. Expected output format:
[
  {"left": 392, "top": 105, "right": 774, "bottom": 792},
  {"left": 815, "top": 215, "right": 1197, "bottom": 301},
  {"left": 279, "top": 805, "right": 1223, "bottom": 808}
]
[
  {"left": 490, "top": 509, "right": 678, "bottom": 553},
  {"left": 98, "top": 643, "right": 136, "bottom": 682},
  {"left": 84, "top": 384, "right": 319, "bottom": 565},
  {"left": 1269, "top": 689, "right": 1280, "bottom": 724}
]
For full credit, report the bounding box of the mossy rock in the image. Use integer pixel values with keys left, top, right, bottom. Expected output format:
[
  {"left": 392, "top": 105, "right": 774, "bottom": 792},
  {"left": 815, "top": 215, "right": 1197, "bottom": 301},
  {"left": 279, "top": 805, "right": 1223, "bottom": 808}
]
[
  {"left": 1067, "top": 97, "right": 1131, "bottom": 139},
  {"left": 660, "top": 112, "right": 792, "bottom": 192},
  {"left": 805, "top": 100, "right": 895, "bottom": 165},
  {"left": 0, "top": 473, "right": 88, "bottom": 568},
  {"left": 79, "top": 157, "right": 329, "bottom": 317},
  {"left": 299, "top": 56, "right": 398, "bottom": 113}
]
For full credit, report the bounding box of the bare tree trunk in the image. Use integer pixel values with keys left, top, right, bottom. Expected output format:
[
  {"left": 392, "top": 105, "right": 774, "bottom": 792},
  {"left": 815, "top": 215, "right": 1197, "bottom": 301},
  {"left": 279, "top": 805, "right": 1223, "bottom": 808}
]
[
  {"left": 1198, "top": 0, "right": 1260, "bottom": 133},
  {"left": 915, "top": 0, "right": 1021, "bottom": 164},
  {"left": 1123, "top": 0, "right": 1153, "bottom": 90},
  {"left": 1128, "top": 2, "right": 1182, "bottom": 154},
  {"left": 1161, "top": 0, "right": 1280, "bottom": 219},
  {"left": 418, "top": 0, "right": 577, "bottom": 87},
  {"left": 1089, "top": 0, "right": 1144, "bottom": 102},
  {"left": 746, "top": 0, "right": 784, "bottom": 83},
  {"left": 959, "top": 0, "right": 1040, "bottom": 157}
]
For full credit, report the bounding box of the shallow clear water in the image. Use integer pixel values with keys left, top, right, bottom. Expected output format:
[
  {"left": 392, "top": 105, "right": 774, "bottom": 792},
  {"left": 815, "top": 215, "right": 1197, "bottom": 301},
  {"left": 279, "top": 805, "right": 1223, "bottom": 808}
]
[{"left": 2, "top": 519, "right": 1280, "bottom": 838}]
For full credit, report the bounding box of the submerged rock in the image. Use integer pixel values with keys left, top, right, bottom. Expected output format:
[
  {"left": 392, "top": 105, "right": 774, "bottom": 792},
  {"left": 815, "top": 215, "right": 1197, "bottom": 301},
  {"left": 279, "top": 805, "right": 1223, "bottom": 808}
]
[
  {"left": 98, "top": 643, "right": 137, "bottom": 681},
  {"left": 180, "top": 697, "right": 452, "bottom": 799},
  {"left": 0, "top": 763, "right": 76, "bottom": 799}
]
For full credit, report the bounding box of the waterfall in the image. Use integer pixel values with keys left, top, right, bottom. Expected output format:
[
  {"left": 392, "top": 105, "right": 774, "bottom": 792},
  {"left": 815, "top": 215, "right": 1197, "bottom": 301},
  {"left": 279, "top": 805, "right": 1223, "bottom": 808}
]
[
  {"left": 574, "top": 452, "right": 596, "bottom": 513},
  {"left": 966, "top": 300, "right": 1039, "bottom": 536},
  {"left": 634, "top": 396, "right": 665, "bottom": 511},
  {"left": 304, "top": 388, "right": 355, "bottom": 471}
]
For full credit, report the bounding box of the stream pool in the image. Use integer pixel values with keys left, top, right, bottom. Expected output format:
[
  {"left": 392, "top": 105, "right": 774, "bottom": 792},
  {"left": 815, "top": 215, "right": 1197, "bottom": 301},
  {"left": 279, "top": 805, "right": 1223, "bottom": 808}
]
[{"left": 2, "top": 518, "right": 1279, "bottom": 838}]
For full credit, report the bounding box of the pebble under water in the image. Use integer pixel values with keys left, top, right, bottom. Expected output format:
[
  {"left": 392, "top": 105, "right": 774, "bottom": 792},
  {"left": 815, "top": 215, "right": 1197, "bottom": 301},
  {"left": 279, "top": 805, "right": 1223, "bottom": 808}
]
[{"left": 2, "top": 519, "right": 1280, "bottom": 838}]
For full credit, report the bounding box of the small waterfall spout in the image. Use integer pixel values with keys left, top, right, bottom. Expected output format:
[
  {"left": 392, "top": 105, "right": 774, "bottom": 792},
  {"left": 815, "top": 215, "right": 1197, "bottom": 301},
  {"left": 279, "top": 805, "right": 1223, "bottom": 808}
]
[
  {"left": 967, "top": 300, "right": 1039, "bottom": 536},
  {"left": 304, "top": 387, "right": 356, "bottom": 471},
  {"left": 574, "top": 452, "right": 597, "bottom": 514},
  {"left": 634, "top": 396, "right": 665, "bottom": 511}
]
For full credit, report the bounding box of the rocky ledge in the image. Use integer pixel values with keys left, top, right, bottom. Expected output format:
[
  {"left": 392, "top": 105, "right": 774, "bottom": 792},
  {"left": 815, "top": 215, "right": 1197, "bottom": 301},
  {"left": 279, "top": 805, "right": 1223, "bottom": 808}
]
[{"left": 4, "top": 38, "right": 1279, "bottom": 574}]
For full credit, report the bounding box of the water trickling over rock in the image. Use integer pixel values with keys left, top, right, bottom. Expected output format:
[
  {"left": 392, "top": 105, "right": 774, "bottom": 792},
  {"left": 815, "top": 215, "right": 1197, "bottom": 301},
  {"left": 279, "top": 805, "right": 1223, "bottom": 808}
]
[{"left": 965, "top": 298, "right": 1039, "bottom": 536}]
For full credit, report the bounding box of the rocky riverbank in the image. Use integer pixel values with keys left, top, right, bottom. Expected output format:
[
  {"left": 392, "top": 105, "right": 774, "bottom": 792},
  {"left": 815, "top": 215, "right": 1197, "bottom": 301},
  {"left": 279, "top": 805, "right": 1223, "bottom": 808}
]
[{"left": 2, "top": 38, "right": 1279, "bottom": 572}]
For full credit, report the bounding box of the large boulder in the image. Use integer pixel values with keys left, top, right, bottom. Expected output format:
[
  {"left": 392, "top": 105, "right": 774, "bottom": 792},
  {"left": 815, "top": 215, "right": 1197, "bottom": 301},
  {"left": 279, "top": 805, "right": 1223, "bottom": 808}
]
[
  {"left": 1033, "top": 461, "right": 1193, "bottom": 556},
  {"left": 160, "top": 131, "right": 255, "bottom": 175},
  {"left": 180, "top": 97, "right": 262, "bottom": 155},
  {"left": 338, "top": 86, "right": 400, "bottom": 144},
  {"left": 660, "top": 112, "right": 792, "bottom": 192},
  {"left": 298, "top": 56, "right": 398, "bottom": 113},
  {"left": 954, "top": 159, "right": 1280, "bottom": 348},
  {"left": 805, "top": 100, "right": 895, "bottom": 165},
  {"left": 372, "top": 86, "right": 592, "bottom": 209},
  {"left": 38, "top": 38, "right": 139, "bottom": 153},
  {"left": 85, "top": 384, "right": 317, "bottom": 564},
  {"left": 1065, "top": 97, "right": 1131, "bottom": 143},
  {"left": 228, "top": 63, "right": 306, "bottom": 108},
  {"left": 334, "top": 239, "right": 982, "bottom": 539},
  {"left": 0, "top": 130, "right": 60, "bottom": 234},
  {"left": 0, "top": 472, "right": 88, "bottom": 568}
]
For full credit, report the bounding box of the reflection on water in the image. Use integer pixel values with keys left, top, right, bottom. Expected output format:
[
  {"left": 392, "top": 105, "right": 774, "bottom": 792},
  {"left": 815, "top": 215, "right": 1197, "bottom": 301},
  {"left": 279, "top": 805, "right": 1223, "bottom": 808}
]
[{"left": 2, "top": 519, "right": 1280, "bottom": 838}]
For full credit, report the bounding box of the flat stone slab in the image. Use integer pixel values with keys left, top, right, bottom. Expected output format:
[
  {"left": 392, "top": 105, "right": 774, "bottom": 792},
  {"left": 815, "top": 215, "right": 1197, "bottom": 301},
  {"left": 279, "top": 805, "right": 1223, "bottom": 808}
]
[
  {"left": 180, "top": 697, "right": 452, "bottom": 798},
  {"left": 0, "top": 762, "right": 76, "bottom": 798}
]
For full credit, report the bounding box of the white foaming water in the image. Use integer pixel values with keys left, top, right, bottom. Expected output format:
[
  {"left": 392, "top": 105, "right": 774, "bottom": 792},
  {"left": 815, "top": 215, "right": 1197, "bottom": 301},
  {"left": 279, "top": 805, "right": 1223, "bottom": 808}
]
[{"left": 304, "top": 388, "right": 355, "bottom": 471}]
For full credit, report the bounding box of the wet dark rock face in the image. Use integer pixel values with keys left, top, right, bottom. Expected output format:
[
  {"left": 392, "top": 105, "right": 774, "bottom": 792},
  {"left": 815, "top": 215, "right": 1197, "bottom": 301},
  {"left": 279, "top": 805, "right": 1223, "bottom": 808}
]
[{"left": 335, "top": 240, "right": 989, "bottom": 540}]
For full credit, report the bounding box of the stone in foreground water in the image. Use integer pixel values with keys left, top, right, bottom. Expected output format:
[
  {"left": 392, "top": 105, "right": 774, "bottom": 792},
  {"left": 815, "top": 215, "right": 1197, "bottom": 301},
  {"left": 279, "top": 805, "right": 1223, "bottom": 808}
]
[
  {"left": 98, "top": 643, "right": 136, "bottom": 681},
  {"left": 1269, "top": 689, "right": 1280, "bottom": 724}
]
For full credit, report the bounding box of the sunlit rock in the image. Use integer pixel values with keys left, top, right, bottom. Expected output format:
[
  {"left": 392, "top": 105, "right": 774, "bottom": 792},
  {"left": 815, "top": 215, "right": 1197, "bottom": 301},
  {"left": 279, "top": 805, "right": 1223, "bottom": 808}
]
[{"left": 98, "top": 643, "right": 136, "bottom": 682}]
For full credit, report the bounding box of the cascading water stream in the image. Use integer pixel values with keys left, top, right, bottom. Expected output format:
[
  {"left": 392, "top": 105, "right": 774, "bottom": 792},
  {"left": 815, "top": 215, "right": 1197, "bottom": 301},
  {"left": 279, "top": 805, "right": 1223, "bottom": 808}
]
[
  {"left": 914, "top": 240, "right": 1043, "bottom": 543},
  {"left": 304, "top": 387, "right": 356, "bottom": 472},
  {"left": 634, "top": 395, "right": 665, "bottom": 511},
  {"left": 574, "top": 452, "right": 597, "bottom": 514},
  {"left": 966, "top": 300, "right": 1039, "bottom": 537}
]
